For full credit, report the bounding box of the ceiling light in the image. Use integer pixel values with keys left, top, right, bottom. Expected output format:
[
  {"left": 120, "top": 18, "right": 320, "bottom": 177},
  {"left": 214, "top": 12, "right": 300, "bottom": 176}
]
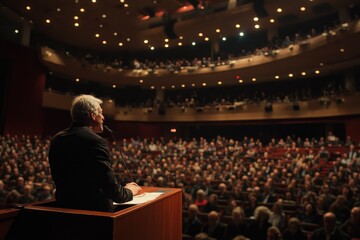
[
  {"left": 252, "top": 78, "right": 256, "bottom": 82},
  {"left": 300, "top": 7, "right": 306, "bottom": 11},
  {"left": 80, "top": 8, "right": 85, "bottom": 12},
  {"left": 102, "top": 40, "right": 107, "bottom": 44},
  {"left": 76, "top": 78, "right": 80, "bottom": 82},
  {"left": 118, "top": 42, "right": 123, "bottom": 46},
  {"left": 178, "top": 42, "right": 182, "bottom": 46},
  {"left": 74, "top": 16, "right": 79, "bottom": 20},
  {"left": 270, "top": 19, "right": 275, "bottom": 23},
  {"left": 202, "top": 83, "right": 207, "bottom": 86},
  {"left": 150, "top": 46, "right": 155, "bottom": 50},
  {"left": 120, "top": 0, "right": 125, "bottom": 2},
  {"left": 301, "top": 72, "right": 306, "bottom": 76},
  {"left": 92, "top": 0, "right": 96, "bottom": 2},
  {"left": 235, "top": 24, "right": 240, "bottom": 28},
  {"left": 253, "top": 17, "right": 259, "bottom": 21},
  {"left": 57, "top": 8, "right": 61, "bottom": 12},
  {"left": 181, "top": 84, "right": 185, "bottom": 88},
  {"left": 112, "top": 84, "right": 116, "bottom": 88},
  {"left": 124, "top": 3, "right": 129, "bottom": 7},
  {"left": 126, "top": 38, "right": 131, "bottom": 41},
  {"left": 139, "top": 79, "right": 144, "bottom": 83},
  {"left": 277, "top": 8, "right": 282, "bottom": 13},
  {"left": 102, "top": 14, "right": 107, "bottom": 18},
  {"left": 179, "top": 36, "right": 183, "bottom": 39},
  {"left": 255, "top": 24, "right": 260, "bottom": 29},
  {"left": 315, "top": 70, "right": 320, "bottom": 74},
  {"left": 99, "top": 24, "right": 103, "bottom": 28},
  {"left": 192, "top": 42, "right": 196, "bottom": 46},
  {"left": 74, "top": 23, "right": 79, "bottom": 27},
  {"left": 216, "top": 29, "right": 220, "bottom": 33},
  {"left": 14, "top": 29, "right": 19, "bottom": 34},
  {"left": 45, "top": 19, "right": 51, "bottom": 24},
  {"left": 161, "top": 86, "right": 165, "bottom": 89},
  {"left": 239, "top": 80, "right": 243, "bottom": 83},
  {"left": 288, "top": 73, "right": 293, "bottom": 77},
  {"left": 144, "top": 40, "right": 148, "bottom": 44},
  {"left": 164, "top": 38, "right": 169, "bottom": 42},
  {"left": 165, "top": 44, "right": 169, "bottom": 48},
  {"left": 191, "top": 83, "right": 195, "bottom": 87},
  {"left": 198, "top": 33, "right": 203, "bottom": 37},
  {"left": 275, "top": 75, "right": 279, "bottom": 79},
  {"left": 340, "top": 48, "right": 345, "bottom": 52},
  {"left": 114, "top": 32, "right": 118, "bottom": 36},
  {"left": 171, "top": 85, "right": 175, "bottom": 89},
  {"left": 150, "top": 86, "right": 155, "bottom": 89},
  {"left": 239, "top": 32, "right": 244, "bottom": 36},
  {"left": 26, "top": 6, "right": 31, "bottom": 10},
  {"left": 218, "top": 81, "right": 222, "bottom": 85},
  {"left": 205, "top": 37, "right": 209, "bottom": 41},
  {"left": 222, "top": 37, "right": 226, "bottom": 41}
]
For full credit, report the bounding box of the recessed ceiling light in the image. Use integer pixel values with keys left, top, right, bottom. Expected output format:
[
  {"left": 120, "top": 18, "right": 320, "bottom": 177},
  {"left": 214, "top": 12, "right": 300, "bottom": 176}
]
[
  {"left": 161, "top": 86, "right": 165, "bottom": 89},
  {"left": 118, "top": 42, "right": 123, "bottom": 46},
  {"left": 277, "top": 8, "right": 282, "bottom": 13},
  {"left": 239, "top": 32, "right": 244, "bottom": 36},
  {"left": 239, "top": 80, "right": 243, "bottom": 83},
  {"left": 179, "top": 36, "right": 183, "bottom": 39},
  {"left": 198, "top": 33, "right": 203, "bottom": 37},
  {"left": 275, "top": 75, "right": 279, "bottom": 79},
  {"left": 253, "top": 17, "right": 259, "bottom": 21},
  {"left": 191, "top": 83, "right": 195, "bottom": 87},
  {"left": 218, "top": 81, "right": 222, "bottom": 85},
  {"left": 288, "top": 73, "right": 293, "bottom": 77},
  {"left": 95, "top": 33, "right": 100, "bottom": 37},
  {"left": 192, "top": 42, "right": 196, "bottom": 46},
  {"left": 57, "top": 8, "right": 61, "bottom": 12},
  {"left": 74, "top": 22, "right": 79, "bottom": 27},
  {"left": 270, "top": 19, "right": 275, "bottom": 23},
  {"left": 75, "top": 78, "right": 80, "bottom": 82},
  {"left": 255, "top": 24, "right": 260, "bottom": 29},
  {"left": 92, "top": 0, "right": 96, "bottom": 3},
  {"left": 216, "top": 29, "right": 220, "bottom": 33},
  {"left": 315, "top": 70, "right": 320, "bottom": 74},
  {"left": 124, "top": 3, "right": 129, "bottom": 7},
  {"left": 181, "top": 84, "right": 185, "bottom": 88},
  {"left": 171, "top": 85, "right": 175, "bottom": 89},
  {"left": 252, "top": 78, "right": 256, "bottom": 82},
  {"left": 235, "top": 24, "right": 240, "bottom": 28},
  {"left": 165, "top": 44, "right": 169, "bottom": 48},
  {"left": 144, "top": 40, "right": 148, "bottom": 44},
  {"left": 112, "top": 84, "right": 116, "bottom": 88},
  {"left": 222, "top": 37, "right": 226, "bottom": 41},
  {"left": 80, "top": 8, "right": 85, "bottom": 12},
  {"left": 99, "top": 24, "right": 103, "bottom": 28},
  {"left": 139, "top": 79, "right": 144, "bottom": 83},
  {"left": 127, "top": 38, "right": 131, "bottom": 41},
  {"left": 150, "top": 46, "right": 155, "bottom": 50},
  {"left": 14, "top": 29, "right": 19, "bottom": 34},
  {"left": 102, "top": 14, "right": 107, "bottom": 18},
  {"left": 45, "top": 19, "right": 51, "bottom": 24},
  {"left": 26, "top": 6, "right": 31, "bottom": 10},
  {"left": 202, "top": 83, "right": 207, "bottom": 86},
  {"left": 301, "top": 72, "right": 306, "bottom": 76},
  {"left": 74, "top": 16, "right": 79, "bottom": 20},
  {"left": 205, "top": 37, "right": 209, "bottom": 41},
  {"left": 150, "top": 86, "right": 155, "bottom": 89},
  {"left": 102, "top": 40, "right": 107, "bottom": 44},
  {"left": 114, "top": 32, "right": 118, "bottom": 36},
  {"left": 340, "top": 48, "right": 345, "bottom": 52},
  {"left": 164, "top": 38, "right": 169, "bottom": 42},
  {"left": 178, "top": 42, "right": 182, "bottom": 46},
  {"left": 300, "top": 7, "right": 306, "bottom": 11}
]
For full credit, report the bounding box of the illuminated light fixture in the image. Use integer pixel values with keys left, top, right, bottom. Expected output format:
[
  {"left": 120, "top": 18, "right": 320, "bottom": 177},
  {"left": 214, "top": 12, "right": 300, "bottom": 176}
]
[
  {"left": 112, "top": 84, "right": 116, "bottom": 88},
  {"left": 239, "top": 32, "right": 244, "bottom": 36},
  {"left": 164, "top": 38, "right": 169, "bottom": 42},
  {"left": 165, "top": 44, "right": 169, "bottom": 48},
  {"left": 170, "top": 128, "right": 176, "bottom": 133},
  {"left": 26, "top": 6, "right": 31, "bottom": 10},
  {"left": 218, "top": 81, "right": 222, "bottom": 85},
  {"left": 202, "top": 83, "right": 207, "bottom": 86},
  {"left": 315, "top": 70, "right": 320, "bottom": 74},
  {"left": 161, "top": 86, "right": 165, "bottom": 89},
  {"left": 139, "top": 79, "right": 144, "bottom": 83},
  {"left": 288, "top": 73, "right": 293, "bottom": 77},
  {"left": 205, "top": 37, "right": 209, "bottom": 41},
  {"left": 74, "top": 22, "right": 80, "bottom": 27},
  {"left": 45, "top": 19, "right": 51, "bottom": 24},
  {"left": 171, "top": 85, "right": 175, "bottom": 88},
  {"left": 102, "top": 40, "right": 107, "bottom": 44},
  {"left": 92, "top": 0, "right": 96, "bottom": 2},
  {"left": 270, "top": 18, "right": 275, "bottom": 23},
  {"left": 216, "top": 29, "right": 220, "bottom": 33},
  {"left": 99, "top": 24, "right": 103, "bottom": 28},
  {"left": 74, "top": 16, "right": 79, "bottom": 20},
  {"left": 120, "top": 0, "right": 125, "bottom": 2},
  {"left": 124, "top": 3, "right": 129, "bottom": 7},
  {"left": 192, "top": 42, "right": 196, "bottom": 46},
  {"left": 253, "top": 17, "right": 259, "bottom": 21},
  {"left": 108, "top": 99, "right": 113, "bottom": 103},
  {"left": 118, "top": 42, "right": 123, "bottom": 46},
  {"left": 75, "top": 78, "right": 80, "bottom": 82},
  {"left": 144, "top": 40, "right": 148, "bottom": 44},
  {"left": 239, "top": 79, "right": 243, "bottom": 83},
  {"left": 126, "top": 38, "right": 131, "bottom": 41},
  {"left": 15, "top": 29, "right": 19, "bottom": 34},
  {"left": 235, "top": 24, "right": 240, "bottom": 28},
  {"left": 80, "top": 8, "right": 85, "bottom": 12},
  {"left": 178, "top": 42, "right": 182, "bottom": 46},
  {"left": 222, "top": 37, "right": 226, "bottom": 41},
  {"left": 102, "top": 14, "right": 107, "bottom": 18},
  {"left": 198, "top": 33, "right": 203, "bottom": 37},
  {"left": 301, "top": 72, "right": 306, "bottom": 76},
  {"left": 150, "top": 46, "right": 155, "bottom": 50},
  {"left": 181, "top": 84, "right": 185, "bottom": 88},
  {"left": 277, "top": 8, "right": 282, "bottom": 13},
  {"left": 340, "top": 48, "right": 345, "bottom": 52},
  {"left": 300, "top": 7, "right": 306, "bottom": 11},
  {"left": 275, "top": 75, "right": 279, "bottom": 79},
  {"left": 252, "top": 78, "right": 256, "bottom": 82},
  {"left": 114, "top": 32, "right": 118, "bottom": 36},
  {"left": 320, "top": 63, "right": 324, "bottom": 66},
  {"left": 179, "top": 36, "right": 183, "bottom": 39},
  {"left": 150, "top": 86, "right": 155, "bottom": 89},
  {"left": 57, "top": 8, "right": 61, "bottom": 12},
  {"left": 191, "top": 83, "right": 195, "bottom": 87},
  {"left": 255, "top": 24, "right": 260, "bottom": 29}
]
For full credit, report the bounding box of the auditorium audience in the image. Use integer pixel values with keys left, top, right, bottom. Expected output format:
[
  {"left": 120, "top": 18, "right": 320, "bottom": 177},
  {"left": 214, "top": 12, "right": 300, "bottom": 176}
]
[
  {"left": 282, "top": 218, "right": 307, "bottom": 240},
  {"left": 311, "top": 212, "right": 351, "bottom": 240},
  {"left": 202, "top": 211, "right": 227, "bottom": 240},
  {"left": 183, "top": 204, "right": 203, "bottom": 238}
]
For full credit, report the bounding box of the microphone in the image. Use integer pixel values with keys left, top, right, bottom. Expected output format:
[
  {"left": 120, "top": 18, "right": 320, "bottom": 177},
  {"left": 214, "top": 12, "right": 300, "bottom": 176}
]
[{"left": 104, "top": 125, "right": 133, "bottom": 183}]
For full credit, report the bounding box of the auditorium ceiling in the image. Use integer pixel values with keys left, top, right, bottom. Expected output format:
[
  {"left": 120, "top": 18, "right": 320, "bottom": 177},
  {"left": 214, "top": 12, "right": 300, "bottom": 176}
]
[{"left": 0, "top": 0, "right": 358, "bottom": 52}]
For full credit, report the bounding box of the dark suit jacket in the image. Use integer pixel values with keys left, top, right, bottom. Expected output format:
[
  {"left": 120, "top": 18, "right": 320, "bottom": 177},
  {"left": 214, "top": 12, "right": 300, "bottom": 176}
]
[
  {"left": 49, "top": 122, "right": 133, "bottom": 212},
  {"left": 312, "top": 227, "right": 351, "bottom": 240},
  {"left": 203, "top": 222, "right": 227, "bottom": 240}
]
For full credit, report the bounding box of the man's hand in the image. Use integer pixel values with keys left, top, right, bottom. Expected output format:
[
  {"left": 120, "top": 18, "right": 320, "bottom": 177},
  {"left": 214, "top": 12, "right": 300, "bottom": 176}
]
[{"left": 125, "top": 182, "right": 142, "bottom": 196}]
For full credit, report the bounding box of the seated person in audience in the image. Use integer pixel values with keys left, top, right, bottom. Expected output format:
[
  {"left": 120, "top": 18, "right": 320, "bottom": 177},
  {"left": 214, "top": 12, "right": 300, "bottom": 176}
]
[
  {"left": 218, "top": 183, "right": 229, "bottom": 200},
  {"left": 0, "top": 180, "right": 7, "bottom": 204},
  {"left": 282, "top": 217, "right": 307, "bottom": 240},
  {"left": 183, "top": 204, "right": 203, "bottom": 237},
  {"left": 297, "top": 202, "right": 320, "bottom": 225},
  {"left": 269, "top": 201, "right": 286, "bottom": 231},
  {"left": 203, "top": 211, "right": 227, "bottom": 240},
  {"left": 340, "top": 206, "right": 360, "bottom": 239},
  {"left": 244, "top": 192, "right": 258, "bottom": 217},
  {"left": 231, "top": 235, "right": 249, "bottom": 240},
  {"left": 259, "top": 182, "right": 277, "bottom": 204},
  {"left": 18, "top": 184, "right": 35, "bottom": 204},
  {"left": 203, "top": 193, "right": 220, "bottom": 213},
  {"left": 312, "top": 212, "right": 351, "bottom": 240},
  {"left": 37, "top": 184, "right": 53, "bottom": 201},
  {"left": 226, "top": 207, "right": 249, "bottom": 240},
  {"left": 248, "top": 206, "right": 272, "bottom": 240},
  {"left": 329, "top": 195, "right": 350, "bottom": 224},
  {"left": 195, "top": 189, "right": 208, "bottom": 210},
  {"left": 267, "top": 226, "right": 282, "bottom": 240}
]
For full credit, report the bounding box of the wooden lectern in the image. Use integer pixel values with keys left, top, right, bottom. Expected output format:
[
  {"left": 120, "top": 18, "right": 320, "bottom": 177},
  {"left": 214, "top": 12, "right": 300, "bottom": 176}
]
[{"left": 1, "top": 187, "right": 182, "bottom": 240}]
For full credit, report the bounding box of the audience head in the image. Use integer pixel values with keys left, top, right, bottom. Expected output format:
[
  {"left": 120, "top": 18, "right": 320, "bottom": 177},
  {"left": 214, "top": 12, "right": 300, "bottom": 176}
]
[
  {"left": 195, "top": 232, "right": 209, "bottom": 240},
  {"left": 232, "top": 206, "right": 245, "bottom": 222},
  {"left": 287, "top": 217, "right": 302, "bottom": 234},
  {"left": 254, "top": 206, "right": 271, "bottom": 222},
  {"left": 350, "top": 206, "right": 360, "bottom": 224},
  {"left": 323, "top": 212, "right": 336, "bottom": 234},
  {"left": 188, "top": 204, "right": 199, "bottom": 218},
  {"left": 208, "top": 211, "right": 220, "bottom": 227},
  {"left": 267, "top": 226, "right": 282, "bottom": 240}
]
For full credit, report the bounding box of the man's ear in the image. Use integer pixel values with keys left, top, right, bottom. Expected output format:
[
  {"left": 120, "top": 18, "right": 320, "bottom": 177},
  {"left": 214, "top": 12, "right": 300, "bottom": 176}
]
[{"left": 90, "top": 112, "right": 96, "bottom": 120}]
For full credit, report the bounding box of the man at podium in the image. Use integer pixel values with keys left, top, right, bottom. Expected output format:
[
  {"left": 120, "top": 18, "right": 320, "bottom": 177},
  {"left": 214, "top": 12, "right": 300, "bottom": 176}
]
[{"left": 49, "top": 94, "right": 141, "bottom": 212}]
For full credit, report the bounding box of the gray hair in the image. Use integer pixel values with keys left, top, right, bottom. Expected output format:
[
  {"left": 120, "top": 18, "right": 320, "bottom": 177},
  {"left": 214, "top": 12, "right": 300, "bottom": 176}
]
[{"left": 71, "top": 95, "right": 102, "bottom": 124}]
